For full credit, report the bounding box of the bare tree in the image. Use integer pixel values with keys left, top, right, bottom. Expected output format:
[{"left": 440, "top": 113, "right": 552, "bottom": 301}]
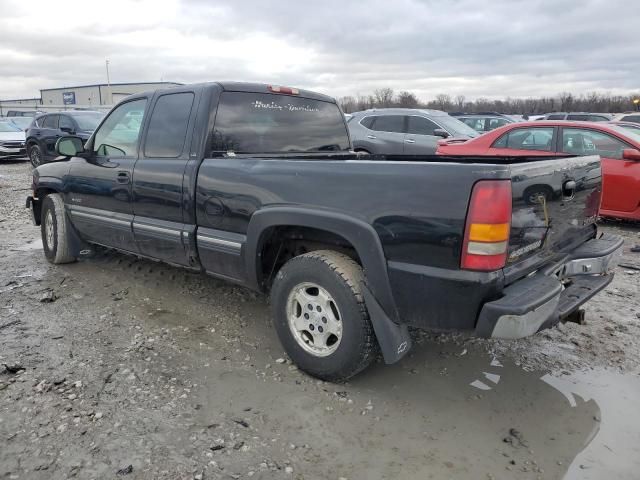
[
  {"left": 373, "top": 88, "right": 395, "bottom": 108},
  {"left": 396, "top": 91, "right": 419, "bottom": 108},
  {"left": 455, "top": 95, "right": 465, "bottom": 110},
  {"left": 434, "top": 94, "right": 452, "bottom": 111}
]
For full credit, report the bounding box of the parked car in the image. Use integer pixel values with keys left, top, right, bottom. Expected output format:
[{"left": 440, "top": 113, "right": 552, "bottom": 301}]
[
  {"left": 25, "top": 111, "right": 105, "bottom": 167},
  {"left": 0, "top": 120, "right": 27, "bottom": 160},
  {"left": 611, "top": 112, "right": 640, "bottom": 124},
  {"left": 540, "top": 112, "right": 612, "bottom": 122},
  {"left": 450, "top": 112, "right": 515, "bottom": 132},
  {"left": 5, "top": 110, "right": 42, "bottom": 117},
  {"left": 26, "top": 82, "right": 621, "bottom": 381},
  {"left": 609, "top": 121, "right": 640, "bottom": 134},
  {"left": 348, "top": 108, "right": 478, "bottom": 155},
  {"left": 437, "top": 121, "right": 640, "bottom": 221}
]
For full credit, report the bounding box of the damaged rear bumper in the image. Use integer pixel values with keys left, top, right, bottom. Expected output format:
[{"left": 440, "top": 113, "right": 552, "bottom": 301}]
[{"left": 475, "top": 234, "right": 623, "bottom": 339}]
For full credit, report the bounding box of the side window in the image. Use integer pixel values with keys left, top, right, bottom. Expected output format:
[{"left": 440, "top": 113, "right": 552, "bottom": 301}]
[
  {"left": 144, "top": 92, "right": 195, "bottom": 158},
  {"left": 588, "top": 115, "right": 609, "bottom": 122},
  {"left": 360, "top": 116, "right": 375, "bottom": 129},
  {"left": 567, "top": 114, "right": 588, "bottom": 121},
  {"left": 621, "top": 115, "right": 640, "bottom": 123},
  {"left": 371, "top": 115, "right": 405, "bottom": 133},
  {"left": 461, "top": 118, "right": 484, "bottom": 131},
  {"left": 42, "top": 115, "right": 59, "bottom": 129},
  {"left": 59, "top": 115, "right": 74, "bottom": 132},
  {"left": 561, "top": 128, "right": 627, "bottom": 160},
  {"left": 93, "top": 99, "right": 147, "bottom": 157},
  {"left": 407, "top": 116, "right": 440, "bottom": 135},
  {"left": 546, "top": 114, "right": 566, "bottom": 120},
  {"left": 492, "top": 127, "right": 554, "bottom": 151}
]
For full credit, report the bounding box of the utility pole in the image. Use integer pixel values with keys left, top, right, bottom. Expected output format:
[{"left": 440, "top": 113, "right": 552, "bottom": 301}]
[{"left": 105, "top": 59, "right": 111, "bottom": 105}]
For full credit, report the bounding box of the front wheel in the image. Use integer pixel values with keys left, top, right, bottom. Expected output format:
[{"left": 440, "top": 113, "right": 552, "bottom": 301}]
[
  {"left": 270, "top": 250, "right": 378, "bottom": 381},
  {"left": 29, "top": 144, "right": 43, "bottom": 168},
  {"left": 41, "top": 194, "right": 76, "bottom": 264}
]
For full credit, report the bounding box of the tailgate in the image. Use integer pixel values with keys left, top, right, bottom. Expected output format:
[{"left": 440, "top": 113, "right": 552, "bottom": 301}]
[{"left": 507, "top": 155, "right": 601, "bottom": 266}]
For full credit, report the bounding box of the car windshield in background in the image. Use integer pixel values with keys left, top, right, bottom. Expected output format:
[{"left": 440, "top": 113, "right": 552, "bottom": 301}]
[
  {"left": 74, "top": 113, "right": 105, "bottom": 131},
  {"left": 609, "top": 125, "right": 640, "bottom": 144},
  {"left": 0, "top": 121, "right": 22, "bottom": 132},
  {"left": 7, "top": 117, "right": 31, "bottom": 129},
  {"left": 436, "top": 116, "right": 480, "bottom": 137},
  {"left": 211, "top": 92, "right": 350, "bottom": 153}
]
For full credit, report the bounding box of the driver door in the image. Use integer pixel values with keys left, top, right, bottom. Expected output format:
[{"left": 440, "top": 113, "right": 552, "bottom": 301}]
[{"left": 65, "top": 97, "right": 147, "bottom": 252}]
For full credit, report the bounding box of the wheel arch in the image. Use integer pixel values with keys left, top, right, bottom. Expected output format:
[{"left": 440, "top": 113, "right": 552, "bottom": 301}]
[{"left": 245, "top": 207, "right": 398, "bottom": 321}]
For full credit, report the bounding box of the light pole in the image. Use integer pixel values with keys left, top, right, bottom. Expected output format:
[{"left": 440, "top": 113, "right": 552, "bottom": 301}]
[{"left": 105, "top": 59, "right": 111, "bottom": 105}]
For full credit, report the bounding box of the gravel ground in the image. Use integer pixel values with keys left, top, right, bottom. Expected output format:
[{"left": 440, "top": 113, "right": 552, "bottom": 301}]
[{"left": 1, "top": 160, "right": 639, "bottom": 480}]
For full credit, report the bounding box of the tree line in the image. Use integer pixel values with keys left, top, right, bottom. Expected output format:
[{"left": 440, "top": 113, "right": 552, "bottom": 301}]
[{"left": 337, "top": 88, "right": 640, "bottom": 115}]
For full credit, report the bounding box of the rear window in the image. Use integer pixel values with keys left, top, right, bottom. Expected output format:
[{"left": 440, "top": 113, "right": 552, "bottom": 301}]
[
  {"left": 546, "top": 114, "right": 566, "bottom": 120},
  {"left": 211, "top": 92, "right": 349, "bottom": 154},
  {"left": 621, "top": 115, "right": 640, "bottom": 123},
  {"left": 567, "top": 114, "right": 588, "bottom": 121}
]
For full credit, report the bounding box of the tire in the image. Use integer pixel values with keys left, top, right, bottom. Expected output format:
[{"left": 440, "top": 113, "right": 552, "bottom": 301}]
[
  {"left": 41, "top": 194, "right": 76, "bottom": 264},
  {"left": 29, "top": 144, "right": 42, "bottom": 168},
  {"left": 270, "top": 250, "right": 378, "bottom": 381}
]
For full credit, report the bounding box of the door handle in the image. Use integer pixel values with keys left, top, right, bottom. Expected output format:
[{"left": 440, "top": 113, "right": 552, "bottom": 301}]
[
  {"left": 366, "top": 135, "right": 377, "bottom": 139},
  {"left": 116, "top": 171, "right": 130, "bottom": 184},
  {"left": 405, "top": 139, "right": 416, "bottom": 144}
]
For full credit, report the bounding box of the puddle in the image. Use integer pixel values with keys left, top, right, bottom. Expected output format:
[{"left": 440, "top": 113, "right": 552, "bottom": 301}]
[{"left": 186, "top": 334, "right": 631, "bottom": 479}]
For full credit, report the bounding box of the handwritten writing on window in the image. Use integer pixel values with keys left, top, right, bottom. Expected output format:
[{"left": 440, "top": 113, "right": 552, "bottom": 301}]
[{"left": 252, "top": 100, "right": 319, "bottom": 112}]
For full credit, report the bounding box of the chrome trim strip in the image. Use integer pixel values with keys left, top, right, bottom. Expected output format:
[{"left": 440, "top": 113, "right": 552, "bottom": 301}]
[
  {"left": 134, "top": 222, "right": 181, "bottom": 238},
  {"left": 71, "top": 210, "right": 130, "bottom": 227},
  {"left": 196, "top": 234, "right": 242, "bottom": 250}
]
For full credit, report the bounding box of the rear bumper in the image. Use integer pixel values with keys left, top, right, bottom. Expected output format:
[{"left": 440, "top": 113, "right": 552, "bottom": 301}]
[{"left": 475, "top": 234, "right": 623, "bottom": 339}]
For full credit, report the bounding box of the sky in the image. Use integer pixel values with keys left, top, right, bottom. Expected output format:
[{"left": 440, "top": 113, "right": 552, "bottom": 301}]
[{"left": 0, "top": 0, "right": 638, "bottom": 102}]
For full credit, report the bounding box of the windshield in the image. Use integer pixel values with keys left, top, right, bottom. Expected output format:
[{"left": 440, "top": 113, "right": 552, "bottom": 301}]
[
  {"left": 8, "top": 117, "right": 32, "bottom": 129},
  {"left": 609, "top": 125, "right": 640, "bottom": 144},
  {"left": 211, "top": 92, "right": 350, "bottom": 153},
  {"left": 436, "top": 115, "right": 480, "bottom": 138},
  {"left": 0, "top": 121, "right": 22, "bottom": 132},
  {"left": 73, "top": 113, "right": 105, "bottom": 131}
]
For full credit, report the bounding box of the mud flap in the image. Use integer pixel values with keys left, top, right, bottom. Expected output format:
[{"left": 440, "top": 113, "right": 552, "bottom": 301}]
[{"left": 362, "top": 285, "right": 412, "bottom": 364}]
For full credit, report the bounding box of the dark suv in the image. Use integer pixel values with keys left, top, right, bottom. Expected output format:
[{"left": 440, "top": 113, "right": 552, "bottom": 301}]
[{"left": 26, "top": 111, "right": 104, "bottom": 167}]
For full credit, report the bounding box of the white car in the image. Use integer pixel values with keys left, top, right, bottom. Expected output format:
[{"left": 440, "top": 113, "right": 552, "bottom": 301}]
[{"left": 0, "top": 121, "right": 27, "bottom": 160}]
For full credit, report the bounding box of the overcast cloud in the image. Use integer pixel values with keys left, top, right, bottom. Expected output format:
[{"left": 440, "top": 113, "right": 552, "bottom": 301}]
[{"left": 0, "top": 0, "right": 638, "bottom": 101}]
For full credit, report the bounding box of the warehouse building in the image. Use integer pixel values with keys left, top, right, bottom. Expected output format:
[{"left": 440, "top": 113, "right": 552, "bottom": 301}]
[{"left": 39, "top": 81, "right": 182, "bottom": 107}]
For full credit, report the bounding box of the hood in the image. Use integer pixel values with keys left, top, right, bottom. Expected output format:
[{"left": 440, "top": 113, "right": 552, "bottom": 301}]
[{"left": 0, "top": 131, "right": 26, "bottom": 141}]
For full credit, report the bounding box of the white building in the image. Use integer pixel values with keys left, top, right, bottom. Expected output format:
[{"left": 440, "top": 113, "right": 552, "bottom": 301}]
[{"left": 40, "top": 81, "right": 182, "bottom": 107}]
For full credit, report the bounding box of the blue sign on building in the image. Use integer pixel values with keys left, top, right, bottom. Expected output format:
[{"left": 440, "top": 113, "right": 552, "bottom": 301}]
[{"left": 62, "top": 92, "right": 76, "bottom": 105}]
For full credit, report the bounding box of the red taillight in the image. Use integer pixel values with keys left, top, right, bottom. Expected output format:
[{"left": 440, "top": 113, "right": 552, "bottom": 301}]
[
  {"left": 461, "top": 180, "right": 512, "bottom": 271},
  {"left": 268, "top": 85, "right": 299, "bottom": 95}
]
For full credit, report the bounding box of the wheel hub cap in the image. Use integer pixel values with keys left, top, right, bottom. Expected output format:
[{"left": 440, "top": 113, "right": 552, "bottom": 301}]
[{"left": 286, "top": 282, "right": 343, "bottom": 357}]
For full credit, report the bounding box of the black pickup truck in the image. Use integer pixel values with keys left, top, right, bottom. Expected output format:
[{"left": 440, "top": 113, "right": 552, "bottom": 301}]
[{"left": 26, "top": 82, "right": 623, "bottom": 380}]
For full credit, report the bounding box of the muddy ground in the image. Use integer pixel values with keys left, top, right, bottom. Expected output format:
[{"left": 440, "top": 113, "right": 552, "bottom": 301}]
[{"left": 1, "top": 160, "right": 639, "bottom": 480}]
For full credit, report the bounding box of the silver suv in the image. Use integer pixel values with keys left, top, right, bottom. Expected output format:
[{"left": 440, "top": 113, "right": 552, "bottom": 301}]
[{"left": 347, "top": 108, "right": 479, "bottom": 155}]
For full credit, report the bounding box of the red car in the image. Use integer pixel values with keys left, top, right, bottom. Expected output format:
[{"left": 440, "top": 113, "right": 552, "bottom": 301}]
[{"left": 437, "top": 121, "right": 640, "bottom": 220}]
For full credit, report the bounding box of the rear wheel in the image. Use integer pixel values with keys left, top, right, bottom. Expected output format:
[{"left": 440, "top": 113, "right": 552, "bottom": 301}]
[
  {"left": 270, "top": 250, "right": 378, "bottom": 381},
  {"left": 29, "top": 144, "right": 42, "bottom": 168},
  {"left": 41, "top": 194, "right": 76, "bottom": 264}
]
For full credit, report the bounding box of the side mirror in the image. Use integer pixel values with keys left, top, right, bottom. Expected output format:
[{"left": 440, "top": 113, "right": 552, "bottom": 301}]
[
  {"left": 56, "top": 136, "right": 84, "bottom": 157},
  {"left": 622, "top": 148, "right": 640, "bottom": 161},
  {"left": 433, "top": 128, "right": 450, "bottom": 138}
]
